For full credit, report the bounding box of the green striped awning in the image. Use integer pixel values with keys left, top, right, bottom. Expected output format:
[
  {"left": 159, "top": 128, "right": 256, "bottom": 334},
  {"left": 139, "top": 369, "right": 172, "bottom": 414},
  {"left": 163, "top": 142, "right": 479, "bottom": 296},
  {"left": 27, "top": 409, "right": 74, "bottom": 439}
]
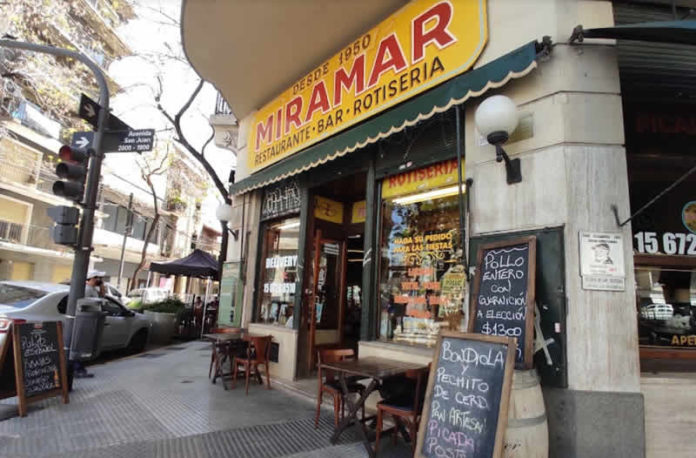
[{"left": 230, "top": 40, "right": 546, "bottom": 195}]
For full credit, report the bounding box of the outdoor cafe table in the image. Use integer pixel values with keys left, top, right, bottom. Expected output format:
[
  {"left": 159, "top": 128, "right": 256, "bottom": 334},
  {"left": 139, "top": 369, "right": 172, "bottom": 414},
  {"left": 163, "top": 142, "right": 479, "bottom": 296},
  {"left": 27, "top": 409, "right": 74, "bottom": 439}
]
[{"left": 320, "top": 356, "right": 429, "bottom": 458}]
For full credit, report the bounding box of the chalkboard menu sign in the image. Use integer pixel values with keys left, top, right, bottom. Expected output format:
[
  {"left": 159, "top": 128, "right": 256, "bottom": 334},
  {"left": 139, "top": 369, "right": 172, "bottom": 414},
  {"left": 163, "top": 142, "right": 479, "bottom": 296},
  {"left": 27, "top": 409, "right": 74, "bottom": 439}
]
[
  {"left": 416, "top": 332, "right": 515, "bottom": 458},
  {"left": 469, "top": 237, "right": 536, "bottom": 369},
  {"left": 12, "top": 322, "right": 69, "bottom": 416}
]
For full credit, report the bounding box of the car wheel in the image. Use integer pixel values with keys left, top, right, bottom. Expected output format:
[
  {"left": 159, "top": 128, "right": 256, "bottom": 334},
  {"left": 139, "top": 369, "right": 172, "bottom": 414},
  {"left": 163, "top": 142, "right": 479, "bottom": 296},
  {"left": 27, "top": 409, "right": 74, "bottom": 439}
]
[{"left": 127, "top": 330, "right": 148, "bottom": 354}]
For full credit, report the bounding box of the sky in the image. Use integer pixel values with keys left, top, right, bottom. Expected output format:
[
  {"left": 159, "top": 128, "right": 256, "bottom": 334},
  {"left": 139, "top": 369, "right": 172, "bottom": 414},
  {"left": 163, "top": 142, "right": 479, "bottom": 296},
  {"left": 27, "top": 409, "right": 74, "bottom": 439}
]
[{"left": 104, "top": 0, "right": 236, "bottom": 222}]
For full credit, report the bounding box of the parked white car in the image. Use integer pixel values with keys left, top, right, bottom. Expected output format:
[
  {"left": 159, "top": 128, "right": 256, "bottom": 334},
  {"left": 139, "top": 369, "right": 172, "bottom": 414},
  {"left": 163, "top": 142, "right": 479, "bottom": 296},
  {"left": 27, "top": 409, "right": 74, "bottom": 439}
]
[
  {"left": 0, "top": 281, "right": 151, "bottom": 355},
  {"left": 125, "top": 287, "right": 170, "bottom": 307}
]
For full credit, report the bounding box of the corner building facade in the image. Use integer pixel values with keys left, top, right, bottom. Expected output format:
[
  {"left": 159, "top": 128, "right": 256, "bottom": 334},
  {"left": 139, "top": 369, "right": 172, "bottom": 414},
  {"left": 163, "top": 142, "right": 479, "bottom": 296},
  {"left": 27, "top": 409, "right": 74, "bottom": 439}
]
[{"left": 182, "top": 1, "right": 696, "bottom": 456}]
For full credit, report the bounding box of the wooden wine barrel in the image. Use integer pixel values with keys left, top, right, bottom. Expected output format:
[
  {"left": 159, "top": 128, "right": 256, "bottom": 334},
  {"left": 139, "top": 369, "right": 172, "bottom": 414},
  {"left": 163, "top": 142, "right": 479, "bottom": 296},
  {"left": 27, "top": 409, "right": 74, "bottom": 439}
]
[{"left": 503, "top": 369, "right": 549, "bottom": 458}]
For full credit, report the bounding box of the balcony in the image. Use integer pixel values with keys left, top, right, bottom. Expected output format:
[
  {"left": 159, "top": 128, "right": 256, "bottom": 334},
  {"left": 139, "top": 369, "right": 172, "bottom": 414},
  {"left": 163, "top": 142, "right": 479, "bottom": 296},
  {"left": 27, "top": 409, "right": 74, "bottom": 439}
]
[
  {"left": 11, "top": 101, "right": 62, "bottom": 140},
  {"left": 210, "top": 93, "right": 238, "bottom": 152},
  {"left": 76, "top": 0, "right": 131, "bottom": 58},
  {"left": 215, "top": 94, "right": 233, "bottom": 115}
]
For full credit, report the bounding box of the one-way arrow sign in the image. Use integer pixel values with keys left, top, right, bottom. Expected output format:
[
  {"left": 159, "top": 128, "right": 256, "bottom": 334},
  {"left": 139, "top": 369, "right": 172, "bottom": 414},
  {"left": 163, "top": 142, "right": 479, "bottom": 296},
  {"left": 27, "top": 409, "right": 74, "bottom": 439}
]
[
  {"left": 72, "top": 132, "right": 93, "bottom": 149},
  {"left": 79, "top": 94, "right": 130, "bottom": 132},
  {"left": 71, "top": 129, "right": 155, "bottom": 153}
]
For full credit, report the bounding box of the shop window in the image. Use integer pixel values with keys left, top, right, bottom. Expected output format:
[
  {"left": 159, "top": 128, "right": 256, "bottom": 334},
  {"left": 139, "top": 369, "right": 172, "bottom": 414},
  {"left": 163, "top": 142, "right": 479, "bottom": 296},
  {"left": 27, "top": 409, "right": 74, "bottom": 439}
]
[
  {"left": 255, "top": 217, "right": 300, "bottom": 326},
  {"left": 636, "top": 266, "right": 696, "bottom": 348},
  {"left": 378, "top": 160, "right": 466, "bottom": 346}
]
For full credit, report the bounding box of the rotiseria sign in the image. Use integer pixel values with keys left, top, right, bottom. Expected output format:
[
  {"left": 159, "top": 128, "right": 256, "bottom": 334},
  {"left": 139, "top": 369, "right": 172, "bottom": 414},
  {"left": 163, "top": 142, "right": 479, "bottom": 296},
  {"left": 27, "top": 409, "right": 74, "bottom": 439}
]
[{"left": 248, "top": 0, "right": 488, "bottom": 173}]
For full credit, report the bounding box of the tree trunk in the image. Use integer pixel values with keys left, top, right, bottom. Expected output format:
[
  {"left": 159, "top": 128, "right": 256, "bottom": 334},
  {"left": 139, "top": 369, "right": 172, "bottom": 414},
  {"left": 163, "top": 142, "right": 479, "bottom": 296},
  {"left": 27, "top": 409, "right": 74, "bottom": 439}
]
[
  {"left": 129, "top": 213, "right": 160, "bottom": 290},
  {"left": 130, "top": 175, "right": 161, "bottom": 290}
]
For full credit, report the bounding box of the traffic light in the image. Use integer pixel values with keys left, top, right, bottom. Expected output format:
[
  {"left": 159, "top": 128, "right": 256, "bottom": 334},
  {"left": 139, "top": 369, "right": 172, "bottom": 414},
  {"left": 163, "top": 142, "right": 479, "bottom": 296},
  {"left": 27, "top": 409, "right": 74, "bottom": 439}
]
[
  {"left": 53, "top": 145, "right": 90, "bottom": 201},
  {"left": 47, "top": 205, "right": 80, "bottom": 245}
]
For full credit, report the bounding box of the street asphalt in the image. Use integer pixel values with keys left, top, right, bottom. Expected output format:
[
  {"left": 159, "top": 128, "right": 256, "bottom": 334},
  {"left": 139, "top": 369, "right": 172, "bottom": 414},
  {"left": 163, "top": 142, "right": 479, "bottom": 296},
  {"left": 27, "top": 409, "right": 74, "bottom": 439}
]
[{"left": 0, "top": 340, "right": 411, "bottom": 457}]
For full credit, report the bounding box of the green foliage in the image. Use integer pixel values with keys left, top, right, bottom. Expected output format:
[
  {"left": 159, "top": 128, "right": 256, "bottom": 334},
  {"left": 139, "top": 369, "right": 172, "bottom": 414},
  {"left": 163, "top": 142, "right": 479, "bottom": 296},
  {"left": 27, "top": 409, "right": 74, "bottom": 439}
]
[
  {"left": 143, "top": 298, "right": 186, "bottom": 314},
  {"left": 127, "top": 299, "right": 143, "bottom": 312}
]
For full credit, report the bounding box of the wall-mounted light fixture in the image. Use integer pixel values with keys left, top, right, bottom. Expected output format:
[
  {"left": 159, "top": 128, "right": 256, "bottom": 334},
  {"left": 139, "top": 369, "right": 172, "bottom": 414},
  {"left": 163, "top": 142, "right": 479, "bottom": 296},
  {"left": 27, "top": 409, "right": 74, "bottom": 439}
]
[
  {"left": 474, "top": 95, "right": 521, "bottom": 184},
  {"left": 216, "top": 203, "right": 239, "bottom": 240}
]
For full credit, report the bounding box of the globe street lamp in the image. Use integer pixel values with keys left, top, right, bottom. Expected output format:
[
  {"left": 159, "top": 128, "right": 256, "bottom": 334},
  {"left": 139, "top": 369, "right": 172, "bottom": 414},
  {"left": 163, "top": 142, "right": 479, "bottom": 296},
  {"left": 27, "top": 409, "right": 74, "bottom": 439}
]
[
  {"left": 216, "top": 202, "right": 238, "bottom": 282},
  {"left": 474, "top": 95, "right": 522, "bottom": 184}
]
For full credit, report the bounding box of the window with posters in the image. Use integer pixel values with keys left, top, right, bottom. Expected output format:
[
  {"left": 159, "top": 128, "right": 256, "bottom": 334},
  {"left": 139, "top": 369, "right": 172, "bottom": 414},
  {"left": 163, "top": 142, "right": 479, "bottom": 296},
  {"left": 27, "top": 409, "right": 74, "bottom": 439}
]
[
  {"left": 378, "top": 159, "right": 467, "bottom": 346},
  {"left": 255, "top": 217, "right": 300, "bottom": 326},
  {"left": 624, "top": 100, "right": 696, "bottom": 354}
]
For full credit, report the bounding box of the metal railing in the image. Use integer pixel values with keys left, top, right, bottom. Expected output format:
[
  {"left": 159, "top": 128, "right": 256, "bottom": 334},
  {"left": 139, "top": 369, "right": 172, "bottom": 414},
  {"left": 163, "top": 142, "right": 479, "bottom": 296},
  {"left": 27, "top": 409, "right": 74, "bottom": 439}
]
[
  {"left": 0, "top": 220, "right": 23, "bottom": 244},
  {"left": 215, "top": 93, "right": 233, "bottom": 116}
]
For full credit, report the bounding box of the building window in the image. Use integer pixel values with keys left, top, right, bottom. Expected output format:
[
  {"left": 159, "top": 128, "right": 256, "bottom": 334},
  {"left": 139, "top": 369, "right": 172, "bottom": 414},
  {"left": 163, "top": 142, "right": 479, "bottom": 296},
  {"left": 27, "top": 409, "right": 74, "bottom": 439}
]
[
  {"left": 255, "top": 217, "right": 300, "bottom": 326},
  {"left": 636, "top": 266, "right": 696, "bottom": 348},
  {"left": 102, "top": 203, "right": 118, "bottom": 232},
  {"left": 132, "top": 215, "right": 147, "bottom": 241},
  {"left": 378, "top": 160, "right": 466, "bottom": 346}
]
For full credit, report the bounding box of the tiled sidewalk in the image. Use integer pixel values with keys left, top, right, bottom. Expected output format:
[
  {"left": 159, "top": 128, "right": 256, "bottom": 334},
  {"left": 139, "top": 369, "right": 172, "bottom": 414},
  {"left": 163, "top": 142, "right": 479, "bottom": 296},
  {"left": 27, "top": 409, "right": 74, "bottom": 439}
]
[{"left": 0, "top": 341, "right": 409, "bottom": 458}]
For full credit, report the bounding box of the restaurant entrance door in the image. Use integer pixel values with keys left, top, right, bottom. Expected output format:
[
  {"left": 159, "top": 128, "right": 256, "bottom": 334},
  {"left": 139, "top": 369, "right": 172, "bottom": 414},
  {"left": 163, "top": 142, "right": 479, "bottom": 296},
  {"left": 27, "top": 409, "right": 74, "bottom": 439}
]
[
  {"left": 307, "top": 232, "right": 346, "bottom": 373},
  {"left": 297, "top": 173, "right": 366, "bottom": 377}
]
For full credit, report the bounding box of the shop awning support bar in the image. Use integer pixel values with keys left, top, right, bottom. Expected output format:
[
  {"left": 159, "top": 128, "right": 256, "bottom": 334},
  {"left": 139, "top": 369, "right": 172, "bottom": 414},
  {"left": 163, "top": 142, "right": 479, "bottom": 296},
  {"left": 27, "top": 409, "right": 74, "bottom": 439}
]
[{"left": 612, "top": 162, "right": 696, "bottom": 227}]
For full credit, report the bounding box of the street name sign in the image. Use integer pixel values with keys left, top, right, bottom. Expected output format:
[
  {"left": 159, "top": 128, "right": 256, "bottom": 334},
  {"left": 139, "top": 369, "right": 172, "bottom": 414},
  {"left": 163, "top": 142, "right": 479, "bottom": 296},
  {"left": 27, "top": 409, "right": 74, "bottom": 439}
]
[{"left": 71, "top": 129, "right": 155, "bottom": 153}]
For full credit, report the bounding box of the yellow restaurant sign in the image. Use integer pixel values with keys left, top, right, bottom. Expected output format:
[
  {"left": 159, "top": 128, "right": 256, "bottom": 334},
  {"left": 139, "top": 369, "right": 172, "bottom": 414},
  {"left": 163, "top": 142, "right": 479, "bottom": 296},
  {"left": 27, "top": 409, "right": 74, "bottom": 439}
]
[
  {"left": 351, "top": 201, "right": 367, "bottom": 224},
  {"left": 382, "top": 158, "right": 464, "bottom": 199},
  {"left": 248, "top": 0, "right": 488, "bottom": 173}
]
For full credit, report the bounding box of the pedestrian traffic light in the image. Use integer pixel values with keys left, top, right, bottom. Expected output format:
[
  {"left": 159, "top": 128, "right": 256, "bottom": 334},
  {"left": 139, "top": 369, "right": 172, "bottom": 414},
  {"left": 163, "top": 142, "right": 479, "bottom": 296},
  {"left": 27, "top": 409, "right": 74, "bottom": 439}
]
[
  {"left": 47, "top": 205, "right": 80, "bottom": 245},
  {"left": 53, "top": 145, "right": 91, "bottom": 201}
]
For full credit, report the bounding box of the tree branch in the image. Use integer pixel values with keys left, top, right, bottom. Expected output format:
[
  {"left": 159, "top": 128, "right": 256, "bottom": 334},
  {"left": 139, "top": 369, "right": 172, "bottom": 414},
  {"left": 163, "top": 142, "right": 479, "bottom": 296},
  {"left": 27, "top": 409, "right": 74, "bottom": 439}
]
[
  {"left": 201, "top": 125, "right": 215, "bottom": 160},
  {"left": 155, "top": 79, "right": 230, "bottom": 204}
]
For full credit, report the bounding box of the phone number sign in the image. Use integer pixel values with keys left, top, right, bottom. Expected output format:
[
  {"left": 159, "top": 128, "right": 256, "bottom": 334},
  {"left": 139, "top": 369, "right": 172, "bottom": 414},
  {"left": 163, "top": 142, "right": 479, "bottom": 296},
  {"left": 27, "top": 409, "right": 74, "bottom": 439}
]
[{"left": 634, "top": 231, "right": 696, "bottom": 256}]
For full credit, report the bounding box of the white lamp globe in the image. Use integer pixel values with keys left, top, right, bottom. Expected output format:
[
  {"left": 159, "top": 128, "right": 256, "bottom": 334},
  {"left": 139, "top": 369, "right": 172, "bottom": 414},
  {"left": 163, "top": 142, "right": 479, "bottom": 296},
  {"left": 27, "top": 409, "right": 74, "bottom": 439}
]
[
  {"left": 216, "top": 203, "right": 233, "bottom": 222},
  {"left": 474, "top": 95, "right": 519, "bottom": 140}
]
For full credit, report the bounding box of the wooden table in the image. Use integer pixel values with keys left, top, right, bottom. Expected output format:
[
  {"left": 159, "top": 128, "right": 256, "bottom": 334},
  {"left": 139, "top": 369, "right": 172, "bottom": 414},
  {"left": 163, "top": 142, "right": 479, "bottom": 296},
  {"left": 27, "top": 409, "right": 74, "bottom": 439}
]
[{"left": 320, "top": 356, "right": 429, "bottom": 457}]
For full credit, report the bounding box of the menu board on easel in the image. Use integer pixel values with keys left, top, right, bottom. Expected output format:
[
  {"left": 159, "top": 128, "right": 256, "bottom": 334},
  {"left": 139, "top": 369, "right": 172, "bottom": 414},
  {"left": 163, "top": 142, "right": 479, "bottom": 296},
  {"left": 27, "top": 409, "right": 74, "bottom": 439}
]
[
  {"left": 469, "top": 236, "right": 536, "bottom": 369},
  {"left": 416, "top": 332, "right": 515, "bottom": 458},
  {"left": 0, "top": 322, "right": 69, "bottom": 417}
]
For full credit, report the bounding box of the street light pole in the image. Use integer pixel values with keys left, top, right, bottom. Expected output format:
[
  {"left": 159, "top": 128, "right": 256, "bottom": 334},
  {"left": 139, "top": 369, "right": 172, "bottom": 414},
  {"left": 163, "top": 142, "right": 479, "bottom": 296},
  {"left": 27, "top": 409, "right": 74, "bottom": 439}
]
[
  {"left": 117, "top": 193, "right": 134, "bottom": 291},
  {"left": 0, "top": 39, "right": 109, "bottom": 352}
]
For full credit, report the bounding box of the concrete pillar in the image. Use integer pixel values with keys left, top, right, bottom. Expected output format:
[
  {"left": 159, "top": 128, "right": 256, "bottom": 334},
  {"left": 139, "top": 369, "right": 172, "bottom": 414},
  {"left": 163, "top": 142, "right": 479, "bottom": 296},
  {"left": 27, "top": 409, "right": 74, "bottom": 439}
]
[{"left": 465, "top": 2, "right": 643, "bottom": 456}]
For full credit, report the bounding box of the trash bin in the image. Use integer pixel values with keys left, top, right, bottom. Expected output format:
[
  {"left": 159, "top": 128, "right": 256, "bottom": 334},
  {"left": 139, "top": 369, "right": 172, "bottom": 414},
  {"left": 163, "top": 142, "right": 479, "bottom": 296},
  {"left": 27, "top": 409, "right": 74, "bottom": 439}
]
[{"left": 69, "top": 298, "right": 106, "bottom": 362}]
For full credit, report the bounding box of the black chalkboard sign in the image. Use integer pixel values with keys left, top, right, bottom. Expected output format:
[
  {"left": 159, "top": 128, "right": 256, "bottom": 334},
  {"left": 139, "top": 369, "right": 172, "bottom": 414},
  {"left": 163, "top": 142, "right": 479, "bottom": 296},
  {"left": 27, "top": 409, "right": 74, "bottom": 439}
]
[
  {"left": 416, "top": 332, "right": 515, "bottom": 458},
  {"left": 469, "top": 237, "right": 536, "bottom": 369},
  {"left": 12, "top": 321, "right": 69, "bottom": 416}
]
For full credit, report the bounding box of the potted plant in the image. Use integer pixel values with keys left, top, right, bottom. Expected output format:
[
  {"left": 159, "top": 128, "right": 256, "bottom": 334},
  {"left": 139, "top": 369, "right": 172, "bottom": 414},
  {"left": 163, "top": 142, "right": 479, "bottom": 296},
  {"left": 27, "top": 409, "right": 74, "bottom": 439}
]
[{"left": 143, "top": 298, "right": 185, "bottom": 344}]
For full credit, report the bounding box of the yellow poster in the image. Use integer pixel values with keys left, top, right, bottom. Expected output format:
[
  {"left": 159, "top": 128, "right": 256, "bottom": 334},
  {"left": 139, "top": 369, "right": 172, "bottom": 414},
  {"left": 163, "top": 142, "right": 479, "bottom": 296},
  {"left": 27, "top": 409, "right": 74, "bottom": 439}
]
[
  {"left": 382, "top": 158, "right": 464, "bottom": 199},
  {"left": 248, "top": 0, "right": 488, "bottom": 173},
  {"left": 351, "top": 200, "right": 366, "bottom": 224},
  {"left": 314, "top": 196, "right": 344, "bottom": 224}
]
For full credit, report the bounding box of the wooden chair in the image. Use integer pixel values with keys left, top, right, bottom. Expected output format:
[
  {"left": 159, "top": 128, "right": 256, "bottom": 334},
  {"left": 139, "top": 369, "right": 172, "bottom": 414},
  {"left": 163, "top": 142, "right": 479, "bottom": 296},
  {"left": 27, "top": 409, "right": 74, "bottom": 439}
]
[
  {"left": 315, "top": 348, "right": 365, "bottom": 429},
  {"left": 374, "top": 364, "right": 430, "bottom": 455},
  {"left": 208, "top": 327, "right": 243, "bottom": 380},
  {"left": 232, "top": 335, "right": 272, "bottom": 395}
]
